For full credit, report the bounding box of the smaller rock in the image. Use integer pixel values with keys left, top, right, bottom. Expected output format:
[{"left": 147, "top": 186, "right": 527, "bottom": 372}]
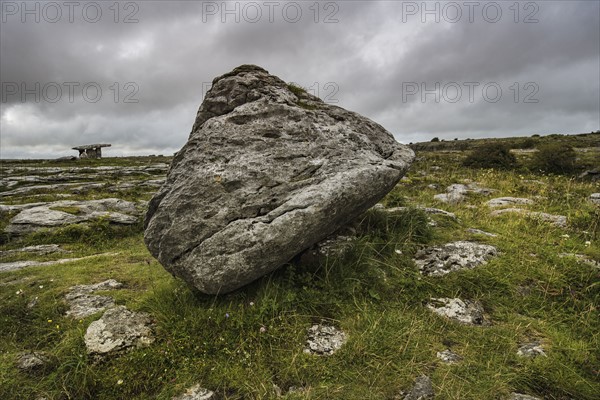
[
  {"left": 0, "top": 244, "right": 65, "bottom": 257},
  {"left": 487, "top": 197, "right": 534, "bottom": 208},
  {"left": 287, "top": 386, "right": 306, "bottom": 394},
  {"left": 172, "top": 384, "right": 215, "bottom": 400},
  {"left": 558, "top": 253, "right": 599, "bottom": 269},
  {"left": 301, "top": 233, "right": 355, "bottom": 262},
  {"left": 427, "top": 298, "right": 487, "bottom": 325},
  {"left": 434, "top": 192, "right": 464, "bottom": 205},
  {"left": 436, "top": 349, "right": 462, "bottom": 364},
  {"left": 414, "top": 241, "right": 498, "bottom": 276},
  {"left": 466, "top": 228, "right": 497, "bottom": 237},
  {"left": 590, "top": 193, "right": 600, "bottom": 205},
  {"left": 491, "top": 208, "right": 567, "bottom": 228},
  {"left": 27, "top": 297, "right": 39, "bottom": 309},
  {"left": 517, "top": 341, "right": 546, "bottom": 358},
  {"left": 402, "top": 375, "right": 434, "bottom": 400},
  {"left": 510, "top": 393, "right": 542, "bottom": 400},
  {"left": 16, "top": 351, "right": 49, "bottom": 372},
  {"left": 304, "top": 324, "right": 347, "bottom": 356},
  {"left": 578, "top": 168, "right": 600, "bottom": 181},
  {"left": 386, "top": 206, "right": 457, "bottom": 220},
  {"left": 65, "top": 279, "right": 124, "bottom": 318},
  {"left": 0, "top": 253, "right": 119, "bottom": 273},
  {"left": 84, "top": 306, "right": 154, "bottom": 355},
  {"left": 434, "top": 183, "right": 495, "bottom": 204}
]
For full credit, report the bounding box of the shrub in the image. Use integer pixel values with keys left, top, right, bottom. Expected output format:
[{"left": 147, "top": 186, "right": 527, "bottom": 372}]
[
  {"left": 531, "top": 143, "right": 578, "bottom": 174},
  {"left": 462, "top": 142, "right": 518, "bottom": 170},
  {"left": 430, "top": 137, "right": 440, "bottom": 142},
  {"left": 516, "top": 137, "right": 538, "bottom": 149}
]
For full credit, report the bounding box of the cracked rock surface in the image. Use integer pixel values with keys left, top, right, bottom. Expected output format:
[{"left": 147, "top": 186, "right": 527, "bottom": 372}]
[
  {"left": 486, "top": 197, "right": 534, "bottom": 208},
  {"left": 437, "top": 349, "right": 462, "bottom": 364},
  {"left": 4, "top": 198, "right": 143, "bottom": 235},
  {"left": 510, "top": 394, "right": 542, "bottom": 400},
  {"left": 517, "top": 341, "right": 546, "bottom": 358},
  {"left": 304, "top": 324, "right": 347, "bottom": 356},
  {"left": 65, "top": 279, "right": 124, "bottom": 318},
  {"left": 84, "top": 305, "right": 154, "bottom": 355},
  {"left": 490, "top": 208, "right": 567, "bottom": 228},
  {"left": 16, "top": 351, "right": 49, "bottom": 372},
  {"left": 144, "top": 65, "right": 414, "bottom": 294},
  {"left": 427, "top": 298, "right": 487, "bottom": 325},
  {"left": 414, "top": 241, "right": 498, "bottom": 276},
  {"left": 172, "top": 384, "right": 215, "bottom": 400},
  {"left": 398, "top": 375, "right": 435, "bottom": 400}
]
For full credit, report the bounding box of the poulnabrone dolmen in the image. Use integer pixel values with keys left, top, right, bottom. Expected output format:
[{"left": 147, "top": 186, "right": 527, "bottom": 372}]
[
  {"left": 143, "top": 65, "right": 415, "bottom": 294},
  {"left": 73, "top": 143, "right": 111, "bottom": 159}
]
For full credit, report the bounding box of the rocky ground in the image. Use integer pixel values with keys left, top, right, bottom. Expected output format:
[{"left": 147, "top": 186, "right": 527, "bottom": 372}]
[{"left": 0, "top": 149, "right": 598, "bottom": 399}]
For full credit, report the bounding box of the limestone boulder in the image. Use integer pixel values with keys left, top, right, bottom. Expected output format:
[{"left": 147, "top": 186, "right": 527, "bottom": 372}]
[{"left": 144, "top": 65, "right": 414, "bottom": 294}]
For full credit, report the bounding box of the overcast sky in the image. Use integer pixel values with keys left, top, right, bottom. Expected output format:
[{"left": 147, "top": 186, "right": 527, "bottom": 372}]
[{"left": 1, "top": 0, "right": 599, "bottom": 159}]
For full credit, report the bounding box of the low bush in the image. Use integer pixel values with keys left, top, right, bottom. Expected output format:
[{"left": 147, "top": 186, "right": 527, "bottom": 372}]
[
  {"left": 462, "top": 142, "right": 518, "bottom": 170},
  {"left": 530, "top": 143, "right": 577, "bottom": 174}
]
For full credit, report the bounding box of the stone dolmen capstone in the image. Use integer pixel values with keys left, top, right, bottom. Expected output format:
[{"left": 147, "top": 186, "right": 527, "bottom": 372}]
[
  {"left": 144, "top": 65, "right": 414, "bottom": 294},
  {"left": 72, "top": 143, "right": 111, "bottom": 159}
]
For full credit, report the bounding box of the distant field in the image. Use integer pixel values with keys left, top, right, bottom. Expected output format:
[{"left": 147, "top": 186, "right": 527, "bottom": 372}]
[{"left": 0, "top": 136, "right": 598, "bottom": 399}]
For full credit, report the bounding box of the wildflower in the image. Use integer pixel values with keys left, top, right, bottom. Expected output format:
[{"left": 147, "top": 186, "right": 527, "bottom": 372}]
[
  {"left": 585, "top": 241, "right": 591, "bottom": 247},
  {"left": 117, "top": 379, "right": 123, "bottom": 385},
  {"left": 225, "top": 313, "right": 230, "bottom": 318},
  {"left": 15, "top": 289, "right": 23, "bottom": 295},
  {"left": 395, "top": 249, "right": 402, "bottom": 255},
  {"left": 560, "top": 234, "right": 570, "bottom": 239},
  {"left": 47, "top": 319, "right": 52, "bottom": 323},
  {"left": 260, "top": 326, "right": 266, "bottom": 333},
  {"left": 39, "top": 285, "right": 43, "bottom": 289},
  {"left": 249, "top": 302, "right": 255, "bottom": 306}
]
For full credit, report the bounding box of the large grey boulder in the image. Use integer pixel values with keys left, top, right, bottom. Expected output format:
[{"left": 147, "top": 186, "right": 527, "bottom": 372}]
[{"left": 144, "top": 65, "right": 414, "bottom": 294}]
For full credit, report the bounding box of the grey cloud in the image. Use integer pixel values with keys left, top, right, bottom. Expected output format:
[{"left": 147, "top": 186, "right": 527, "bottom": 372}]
[{"left": 1, "top": 0, "right": 598, "bottom": 158}]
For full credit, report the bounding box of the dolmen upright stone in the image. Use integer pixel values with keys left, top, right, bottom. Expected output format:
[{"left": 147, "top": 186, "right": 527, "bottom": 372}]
[{"left": 144, "top": 65, "right": 414, "bottom": 294}]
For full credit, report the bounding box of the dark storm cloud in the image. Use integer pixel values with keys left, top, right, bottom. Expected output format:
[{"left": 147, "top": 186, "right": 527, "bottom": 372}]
[{"left": 1, "top": 0, "right": 598, "bottom": 158}]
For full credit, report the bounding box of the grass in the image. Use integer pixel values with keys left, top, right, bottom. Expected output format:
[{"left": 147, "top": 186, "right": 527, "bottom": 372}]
[{"left": 0, "top": 147, "right": 598, "bottom": 399}]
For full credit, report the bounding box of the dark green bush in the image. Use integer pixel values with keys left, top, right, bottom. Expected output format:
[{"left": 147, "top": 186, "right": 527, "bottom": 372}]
[
  {"left": 430, "top": 137, "right": 440, "bottom": 142},
  {"left": 531, "top": 143, "right": 578, "bottom": 174},
  {"left": 516, "top": 137, "right": 538, "bottom": 149},
  {"left": 462, "top": 142, "right": 518, "bottom": 170}
]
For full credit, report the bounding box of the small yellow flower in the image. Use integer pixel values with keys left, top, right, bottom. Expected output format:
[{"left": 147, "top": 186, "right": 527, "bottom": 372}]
[
  {"left": 117, "top": 379, "right": 124, "bottom": 385},
  {"left": 47, "top": 319, "right": 52, "bottom": 323}
]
